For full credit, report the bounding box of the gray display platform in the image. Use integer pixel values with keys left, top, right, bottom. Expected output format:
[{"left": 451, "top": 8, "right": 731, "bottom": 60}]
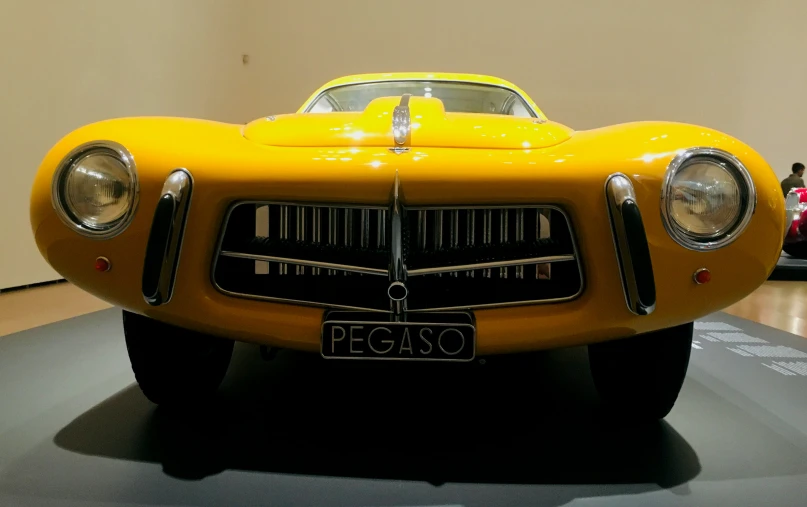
[
  {"left": 769, "top": 251, "right": 807, "bottom": 281},
  {"left": 1, "top": 308, "right": 807, "bottom": 506}
]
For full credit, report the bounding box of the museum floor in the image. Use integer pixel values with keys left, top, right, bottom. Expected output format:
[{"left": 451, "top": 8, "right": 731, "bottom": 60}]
[{"left": 1, "top": 280, "right": 806, "bottom": 506}]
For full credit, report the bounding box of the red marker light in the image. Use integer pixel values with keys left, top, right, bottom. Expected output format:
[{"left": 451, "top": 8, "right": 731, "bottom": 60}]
[
  {"left": 95, "top": 257, "right": 111, "bottom": 272},
  {"left": 693, "top": 268, "right": 711, "bottom": 284}
]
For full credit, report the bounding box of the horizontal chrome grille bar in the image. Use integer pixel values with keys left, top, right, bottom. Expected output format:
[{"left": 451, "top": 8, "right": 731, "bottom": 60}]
[
  {"left": 406, "top": 254, "right": 575, "bottom": 276},
  {"left": 219, "top": 251, "right": 388, "bottom": 276}
]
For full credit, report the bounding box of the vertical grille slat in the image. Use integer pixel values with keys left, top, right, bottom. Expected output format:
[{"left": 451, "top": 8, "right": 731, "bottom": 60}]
[
  {"left": 538, "top": 209, "right": 552, "bottom": 280},
  {"left": 450, "top": 210, "right": 459, "bottom": 277},
  {"left": 279, "top": 205, "right": 289, "bottom": 275},
  {"left": 312, "top": 207, "right": 321, "bottom": 275},
  {"left": 418, "top": 210, "right": 427, "bottom": 251},
  {"left": 296, "top": 207, "right": 306, "bottom": 275},
  {"left": 377, "top": 210, "right": 386, "bottom": 248},
  {"left": 328, "top": 208, "right": 337, "bottom": 275},
  {"left": 483, "top": 209, "right": 492, "bottom": 278},
  {"left": 515, "top": 208, "right": 524, "bottom": 279},
  {"left": 215, "top": 202, "right": 581, "bottom": 312},
  {"left": 467, "top": 210, "right": 475, "bottom": 277},
  {"left": 500, "top": 209, "right": 509, "bottom": 279}
]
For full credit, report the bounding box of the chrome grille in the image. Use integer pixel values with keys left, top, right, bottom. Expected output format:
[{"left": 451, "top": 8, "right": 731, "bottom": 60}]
[{"left": 212, "top": 201, "right": 583, "bottom": 312}]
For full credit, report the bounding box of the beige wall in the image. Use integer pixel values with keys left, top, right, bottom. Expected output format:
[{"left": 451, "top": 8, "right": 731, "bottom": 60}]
[
  {"left": 0, "top": 0, "right": 253, "bottom": 289},
  {"left": 246, "top": 0, "right": 807, "bottom": 177},
  {"left": 3, "top": 0, "right": 806, "bottom": 288}
]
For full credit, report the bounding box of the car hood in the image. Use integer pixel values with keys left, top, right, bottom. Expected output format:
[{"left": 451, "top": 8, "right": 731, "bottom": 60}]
[{"left": 243, "top": 96, "right": 573, "bottom": 150}]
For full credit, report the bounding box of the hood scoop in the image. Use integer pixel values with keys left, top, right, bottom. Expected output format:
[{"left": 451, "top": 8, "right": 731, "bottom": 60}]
[{"left": 244, "top": 96, "right": 573, "bottom": 150}]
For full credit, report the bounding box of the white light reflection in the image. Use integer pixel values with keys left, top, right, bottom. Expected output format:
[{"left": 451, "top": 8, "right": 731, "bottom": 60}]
[{"left": 639, "top": 152, "right": 674, "bottom": 163}]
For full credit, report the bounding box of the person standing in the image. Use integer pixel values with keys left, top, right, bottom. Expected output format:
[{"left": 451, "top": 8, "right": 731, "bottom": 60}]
[{"left": 782, "top": 162, "right": 806, "bottom": 196}]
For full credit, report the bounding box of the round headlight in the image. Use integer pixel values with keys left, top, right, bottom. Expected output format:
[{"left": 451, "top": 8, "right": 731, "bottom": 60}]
[
  {"left": 52, "top": 141, "right": 138, "bottom": 237},
  {"left": 661, "top": 148, "right": 754, "bottom": 250}
]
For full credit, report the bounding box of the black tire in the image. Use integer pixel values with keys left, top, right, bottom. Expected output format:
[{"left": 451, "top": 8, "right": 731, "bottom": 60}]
[
  {"left": 122, "top": 310, "right": 234, "bottom": 406},
  {"left": 588, "top": 322, "right": 693, "bottom": 421},
  {"left": 783, "top": 243, "right": 807, "bottom": 259}
]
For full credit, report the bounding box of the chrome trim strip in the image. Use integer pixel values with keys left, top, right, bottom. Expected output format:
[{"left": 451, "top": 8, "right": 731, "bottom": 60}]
[
  {"left": 296, "top": 207, "right": 305, "bottom": 275},
  {"left": 537, "top": 209, "right": 552, "bottom": 280},
  {"left": 378, "top": 209, "right": 386, "bottom": 247},
  {"left": 360, "top": 209, "right": 370, "bottom": 248},
  {"left": 450, "top": 210, "right": 459, "bottom": 277},
  {"left": 389, "top": 171, "right": 407, "bottom": 315},
  {"left": 301, "top": 79, "right": 543, "bottom": 120},
  {"left": 483, "top": 209, "right": 492, "bottom": 277},
  {"left": 467, "top": 209, "right": 475, "bottom": 277},
  {"left": 418, "top": 210, "right": 427, "bottom": 249},
  {"left": 392, "top": 94, "right": 411, "bottom": 145},
  {"left": 605, "top": 173, "right": 655, "bottom": 316},
  {"left": 409, "top": 204, "right": 560, "bottom": 210},
  {"left": 344, "top": 208, "right": 353, "bottom": 277},
  {"left": 279, "top": 205, "right": 288, "bottom": 275},
  {"left": 408, "top": 255, "right": 575, "bottom": 276},
  {"left": 144, "top": 168, "right": 193, "bottom": 306},
  {"left": 313, "top": 207, "right": 321, "bottom": 275},
  {"left": 435, "top": 210, "right": 444, "bottom": 250},
  {"left": 230, "top": 200, "right": 387, "bottom": 211},
  {"left": 328, "top": 207, "right": 337, "bottom": 275},
  {"left": 217, "top": 288, "right": 388, "bottom": 313},
  {"left": 660, "top": 147, "right": 756, "bottom": 251},
  {"left": 51, "top": 140, "right": 140, "bottom": 239},
  {"left": 219, "top": 251, "right": 387, "bottom": 276},
  {"left": 499, "top": 209, "right": 509, "bottom": 278},
  {"left": 515, "top": 209, "right": 524, "bottom": 279}
]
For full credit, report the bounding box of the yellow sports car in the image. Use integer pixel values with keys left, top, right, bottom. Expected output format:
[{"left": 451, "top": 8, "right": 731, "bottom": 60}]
[{"left": 30, "top": 72, "right": 784, "bottom": 420}]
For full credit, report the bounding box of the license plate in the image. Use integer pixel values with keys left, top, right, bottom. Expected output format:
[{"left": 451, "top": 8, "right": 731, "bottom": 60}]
[{"left": 321, "top": 311, "right": 476, "bottom": 362}]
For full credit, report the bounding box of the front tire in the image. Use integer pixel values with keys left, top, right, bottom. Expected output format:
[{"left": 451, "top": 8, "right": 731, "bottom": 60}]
[
  {"left": 122, "top": 310, "right": 234, "bottom": 406},
  {"left": 588, "top": 322, "right": 693, "bottom": 421}
]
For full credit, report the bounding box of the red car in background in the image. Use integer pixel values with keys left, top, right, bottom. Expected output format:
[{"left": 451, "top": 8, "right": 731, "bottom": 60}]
[{"left": 784, "top": 188, "right": 807, "bottom": 257}]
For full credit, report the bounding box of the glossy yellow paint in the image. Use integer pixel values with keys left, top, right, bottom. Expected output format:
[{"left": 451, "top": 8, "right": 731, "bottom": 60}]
[
  {"left": 30, "top": 74, "right": 785, "bottom": 355},
  {"left": 247, "top": 96, "right": 571, "bottom": 150}
]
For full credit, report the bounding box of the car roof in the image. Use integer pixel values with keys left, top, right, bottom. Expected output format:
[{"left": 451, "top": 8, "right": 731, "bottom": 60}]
[{"left": 296, "top": 72, "right": 545, "bottom": 118}]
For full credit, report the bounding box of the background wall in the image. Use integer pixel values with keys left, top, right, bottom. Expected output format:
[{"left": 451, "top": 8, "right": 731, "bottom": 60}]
[
  {"left": 2, "top": 0, "right": 806, "bottom": 288},
  {"left": 0, "top": 0, "right": 253, "bottom": 289},
  {"left": 245, "top": 0, "right": 807, "bottom": 176}
]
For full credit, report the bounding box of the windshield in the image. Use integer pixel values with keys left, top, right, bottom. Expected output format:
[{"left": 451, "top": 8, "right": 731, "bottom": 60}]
[{"left": 306, "top": 81, "right": 536, "bottom": 117}]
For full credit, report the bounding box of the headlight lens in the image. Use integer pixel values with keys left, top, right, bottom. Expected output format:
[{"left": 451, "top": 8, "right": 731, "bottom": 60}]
[
  {"left": 662, "top": 149, "right": 754, "bottom": 250},
  {"left": 669, "top": 160, "right": 741, "bottom": 236},
  {"left": 52, "top": 142, "right": 138, "bottom": 237}
]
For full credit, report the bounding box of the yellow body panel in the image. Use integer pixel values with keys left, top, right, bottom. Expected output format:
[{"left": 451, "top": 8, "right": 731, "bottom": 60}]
[
  {"left": 246, "top": 96, "right": 570, "bottom": 149},
  {"left": 30, "top": 73, "right": 784, "bottom": 354}
]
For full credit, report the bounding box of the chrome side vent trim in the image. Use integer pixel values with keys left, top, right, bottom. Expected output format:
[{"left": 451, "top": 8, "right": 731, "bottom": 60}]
[
  {"left": 605, "top": 173, "right": 656, "bottom": 315},
  {"left": 142, "top": 169, "right": 193, "bottom": 306}
]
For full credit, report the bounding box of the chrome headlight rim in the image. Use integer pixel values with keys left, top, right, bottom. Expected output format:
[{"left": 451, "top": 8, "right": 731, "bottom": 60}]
[
  {"left": 51, "top": 140, "right": 139, "bottom": 239},
  {"left": 660, "top": 147, "right": 755, "bottom": 251}
]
